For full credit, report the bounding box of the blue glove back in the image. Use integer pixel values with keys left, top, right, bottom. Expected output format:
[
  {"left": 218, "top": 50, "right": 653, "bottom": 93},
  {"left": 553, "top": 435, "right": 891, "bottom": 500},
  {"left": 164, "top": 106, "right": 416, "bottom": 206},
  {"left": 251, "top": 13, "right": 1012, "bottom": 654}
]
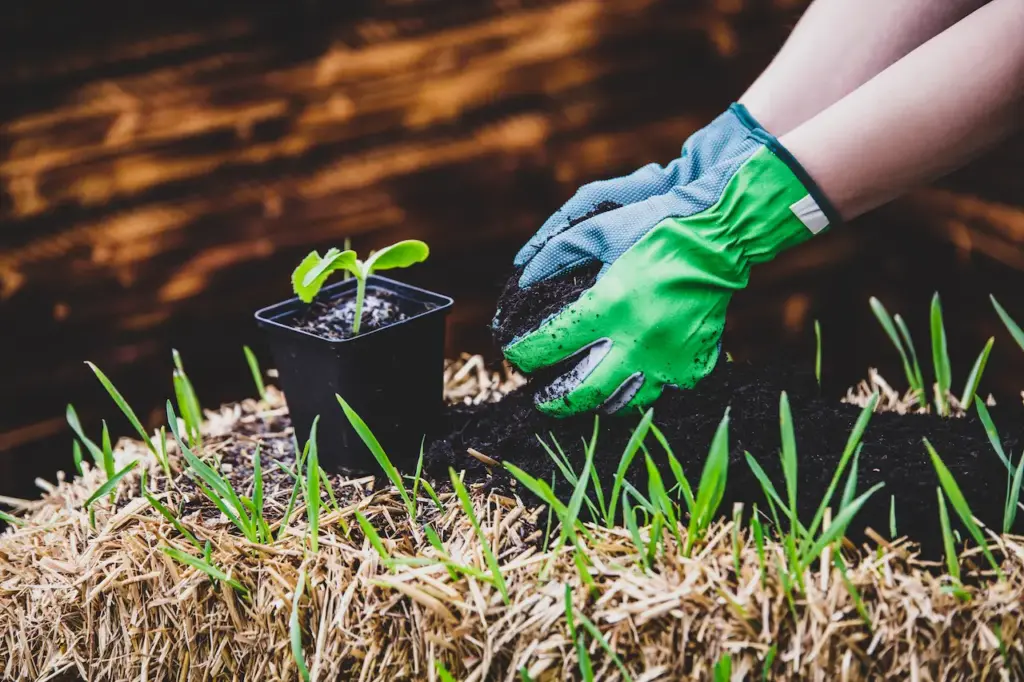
[{"left": 514, "top": 103, "right": 764, "bottom": 277}]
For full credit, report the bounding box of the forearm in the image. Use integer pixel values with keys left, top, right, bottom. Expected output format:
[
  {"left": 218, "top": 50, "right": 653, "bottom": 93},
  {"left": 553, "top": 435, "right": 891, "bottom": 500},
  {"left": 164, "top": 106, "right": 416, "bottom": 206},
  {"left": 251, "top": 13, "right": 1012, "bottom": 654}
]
[
  {"left": 780, "top": 0, "right": 1024, "bottom": 222},
  {"left": 739, "top": 0, "right": 990, "bottom": 135}
]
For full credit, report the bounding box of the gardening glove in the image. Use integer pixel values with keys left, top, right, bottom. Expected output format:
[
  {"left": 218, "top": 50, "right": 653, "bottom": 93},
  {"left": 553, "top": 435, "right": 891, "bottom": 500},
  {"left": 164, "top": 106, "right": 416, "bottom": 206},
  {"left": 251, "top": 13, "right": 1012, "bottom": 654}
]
[
  {"left": 502, "top": 114, "right": 840, "bottom": 417},
  {"left": 513, "top": 103, "right": 768, "bottom": 269}
]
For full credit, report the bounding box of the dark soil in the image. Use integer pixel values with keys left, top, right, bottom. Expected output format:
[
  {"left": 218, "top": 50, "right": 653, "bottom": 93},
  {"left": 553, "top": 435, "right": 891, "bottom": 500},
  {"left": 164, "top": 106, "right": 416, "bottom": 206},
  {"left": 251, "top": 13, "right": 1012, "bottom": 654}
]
[
  {"left": 491, "top": 199, "right": 619, "bottom": 349},
  {"left": 290, "top": 287, "right": 435, "bottom": 341},
  {"left": 429, "top": 266, "right": 1024, "bottom": 560}
]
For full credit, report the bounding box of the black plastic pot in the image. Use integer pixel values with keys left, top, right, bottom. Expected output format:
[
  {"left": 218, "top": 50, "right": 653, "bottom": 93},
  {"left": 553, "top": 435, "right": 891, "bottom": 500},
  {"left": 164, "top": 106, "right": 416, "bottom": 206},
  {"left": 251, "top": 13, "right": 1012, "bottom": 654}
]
[{"left": 254, "top": 274, "right": 453, "bottom": 473}]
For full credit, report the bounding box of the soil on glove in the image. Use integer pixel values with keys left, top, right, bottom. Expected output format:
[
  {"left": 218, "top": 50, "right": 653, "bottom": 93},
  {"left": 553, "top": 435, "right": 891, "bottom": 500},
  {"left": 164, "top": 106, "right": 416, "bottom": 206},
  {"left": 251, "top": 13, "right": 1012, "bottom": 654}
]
[
  {"left": 289, "top": 287, "right": 435, "bottom": 341},
  {"left": 429, "top": 268, "right": 1024, "bottom": 560}
]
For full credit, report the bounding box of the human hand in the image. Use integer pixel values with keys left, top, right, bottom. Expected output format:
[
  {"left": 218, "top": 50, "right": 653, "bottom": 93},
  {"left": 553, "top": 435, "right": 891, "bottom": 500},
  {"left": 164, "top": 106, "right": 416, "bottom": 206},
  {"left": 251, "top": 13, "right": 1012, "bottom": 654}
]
[{"left": 502, "top": 118, "right": 839, "bottom": 417}]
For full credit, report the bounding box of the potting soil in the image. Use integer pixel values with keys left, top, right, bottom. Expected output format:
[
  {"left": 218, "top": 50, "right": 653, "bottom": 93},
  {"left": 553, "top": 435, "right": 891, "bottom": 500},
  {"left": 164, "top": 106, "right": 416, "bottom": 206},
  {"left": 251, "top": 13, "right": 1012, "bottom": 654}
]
[{"left": 290, "top": 287, "right": 435, "bottom": 341}]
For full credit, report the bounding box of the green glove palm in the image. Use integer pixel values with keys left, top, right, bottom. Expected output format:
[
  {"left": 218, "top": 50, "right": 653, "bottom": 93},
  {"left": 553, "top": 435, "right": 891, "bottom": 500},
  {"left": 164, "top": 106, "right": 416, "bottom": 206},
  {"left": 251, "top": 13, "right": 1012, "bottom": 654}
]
[{"left": 504, "top": 134, "right": 839, "bottom": 417}]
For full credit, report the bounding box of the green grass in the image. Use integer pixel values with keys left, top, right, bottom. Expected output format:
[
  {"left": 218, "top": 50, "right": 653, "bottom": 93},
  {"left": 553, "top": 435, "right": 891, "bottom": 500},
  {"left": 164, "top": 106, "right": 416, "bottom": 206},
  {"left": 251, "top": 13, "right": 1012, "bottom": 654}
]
[
  {"left": 870, "top": 294, "right": 991, "bottom": 416},
  {"left": 86, "top": 361, "right": 158, "bottom": 456},
  {"left": 162, "top": 545, "right": 248, "bottom": 595},
  {"left": 937, "top": 487, "right": 960, "bottom": 582},
  {"left": 683, "top": 408, "right": 730, "bottom": 556},
  {"left": 0, "top": 509, "right": 25, "bottom": 527},
  {"left": 713, "top": 654, "right": 731, "bottom": 682},
  {"left": 338, "top": 395, "right": 415, "bottom": 520},
  {"left": 172, "top": 350, "right": 203, "bottom": 448},
  {"left": 814, "top": 319, "right": 822, "bottom": 387},
  {"left": 449, "top": 467, "right": 509, "bottom": 604},
  {"left": 924, "top": 438, "right": 1002, "bottom": 578},
  {"left": 565, "top": 584, "right": 633, "bottom": 682},
  {"left": 290, "top": 568, "right": 311, "bottom": 682},
  {"left": 435, "top": 661, "right": 456, "bottom": 682},
  {"left": 991, "top": 295, "right": 1024, "bottom": 353},
  {"left": 85, "top": 460, "right": 138, "bottom": 512},
  {"left": 354, "top": 509, "right": 392, "bottom": 566},
  {"left": 306, "top": 425, "right": 321, "bottom": 553},
  {"left": 168, "top": 401, "right": 269, "bottom": 544},
  {"left": 72, "top": 440, "right": 84, "bottom": 476},
  {"left": 142, "top": 478, "right": 202, "bottom": 551},
  {"left": 243, "top": 345, "right": 268, "bottom": 400}
]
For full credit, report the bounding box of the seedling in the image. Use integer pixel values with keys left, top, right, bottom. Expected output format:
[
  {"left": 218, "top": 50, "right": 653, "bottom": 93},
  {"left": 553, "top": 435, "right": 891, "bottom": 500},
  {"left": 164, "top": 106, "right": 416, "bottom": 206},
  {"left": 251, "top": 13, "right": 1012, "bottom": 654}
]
[
  {"left": 870, "top": 294, "right": 992, "bottom": 415},
  {"left": 162, "top": 545, "right": 248, "bottom": 596},
  {"left": 243, "top": 345, "right": 267, "bottom": 400},
  {"left": 292, "top": 240, "right": 430, "bottom": 334},
  {"left": 290, "top": 568, "right": 311, "bottom": 682}
]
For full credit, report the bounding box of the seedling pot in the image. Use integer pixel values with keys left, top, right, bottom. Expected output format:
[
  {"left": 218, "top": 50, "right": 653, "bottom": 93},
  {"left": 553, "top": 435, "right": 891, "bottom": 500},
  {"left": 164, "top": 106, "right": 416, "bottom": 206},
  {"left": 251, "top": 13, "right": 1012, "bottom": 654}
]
[{"left": 255, "top": 274, "right": 453, "bottom": 473}]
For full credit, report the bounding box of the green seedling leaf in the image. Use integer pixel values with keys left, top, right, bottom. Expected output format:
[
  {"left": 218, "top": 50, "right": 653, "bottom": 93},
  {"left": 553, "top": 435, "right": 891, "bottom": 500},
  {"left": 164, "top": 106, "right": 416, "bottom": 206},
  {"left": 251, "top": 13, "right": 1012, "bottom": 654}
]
[
  {"left": 975, "top": 400, "right": 1011, "bottom": 471},
  {"left": 751, "top": 506, "right": 766, "bottom": 587},
  {"left": 561, "top": 424, "right": 596, "bottom": 550},
  {"left": 805, "top": 394, "right": 876, "bottom": 547},
  {"left": 243, "top": 346, "right": 267, "bottom": 400},
  {"left": 834, "top": 552, "right": 872, "bottom": 632},
  {"left": 293, "top": 248, "right": 359, "bottom": 303},
  {"left": 925, "top": 438, "right": 1002, "bottom": 578},
  {"left": 279, "top": 436, "right": 310, "bottom": 541},
  {"left": 72, "top": 441, "right": 84, "bottom": 477},
  {"left": 0, "top": 510, "right": 25, "bottom": 527},
  {"left": 894, "top": 314, "right": 925, "bottom": 398},
  {"left": 252, "top": 444, "right": 269, "bottom": 543},
  {"left": 814, "top": 319, "right": 822, "bottom": 387},
  {"left": 779, "top": 393, "right": 798, "bottom": 528},
  {"left": 713, "top": 655, "right": 732, "bottom": 682},
  {"left": 565, "top": 585, "right": 594, "bottom": 681},
  {"left": 306, "top": 420, "right": 320, "bottom": 553},
  {"left": 449, "top": 468, "right": 509, "bottom": 604},
  {"left": 607, "top": 408, "right": 654, "bottom": 526},
  {"left": 86, "top": 460, "right": 138, "bottom": 509},
  {"left": 1004, "top": 451, "right": 1024, "bottom": 534},
  {"left": 937, "top": 487, "right": 960, "bottom": 582},
  {"left": 290, "top": 568, "right": 311, "bottom": 682},
  {"left": 799, "top": 482, "right": 884, "bottom": 570},
  {"left": 960, "top": 337, "right": 993, "bottom": 410},
  {"left": 889, "top": 495, "right": 897, "bottom": 538},
  {"left": 650, "top": 422, "right": 694, "bottom": 510},
  {"left": 566, "top": 585, "right": 634, "bottom": 682},
  {"left": 66, "top": 404, "right": 102, "bottom": 465},
  {"left": 435, "top": 661, "right": 456, "bottom": 682},
  {"left": 686, "top": 408, "right": 730, "bottom": 555},
  {"left": 101, "top": 421, "right": 115, "bottom": 481},
  {"left": 172, "top": 350, "right": 202, "bottom": 441},
  {"left": 644, "top": 452, "right": 683, "bottom": 553},
  {"left": 162, "top": 545, "right": 248, "bottom": 595},
  {"left": 363, "top": 239, "right": 429, "bottom": 274},
  {"left": 762, "top": 644, "right": 778, "bottom": 681},
  {"left": 622, "top": 491, "right": 647, "bottom": 570},
  {"left": 354, "top": 509, "right": 392, "bottom": 567},
  {"left": 86, "top": 361, "right": 157, "bottom": 455},
  {"left": 930, "top": 293, "right": 951, "bottom": 415},
  {"left": 143, "top": 488, "right": 202, "bottom": 550},
  {"left": 337, "top": 395, "right": 415, "bottom": 519},
  {"left": 991, "top": 295, "right": 1024, "bottom": 354},
  {"left": 869, "top": 297, "right": 921, "bottom": 394}
]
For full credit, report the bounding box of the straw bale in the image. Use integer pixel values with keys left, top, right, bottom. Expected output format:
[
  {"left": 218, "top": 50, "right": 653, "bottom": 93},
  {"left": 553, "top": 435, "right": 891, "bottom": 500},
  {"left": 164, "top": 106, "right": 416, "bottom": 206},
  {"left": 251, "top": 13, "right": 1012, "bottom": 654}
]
[{"left": 1, "top": 357, "right": 1022, "bottom": 680}]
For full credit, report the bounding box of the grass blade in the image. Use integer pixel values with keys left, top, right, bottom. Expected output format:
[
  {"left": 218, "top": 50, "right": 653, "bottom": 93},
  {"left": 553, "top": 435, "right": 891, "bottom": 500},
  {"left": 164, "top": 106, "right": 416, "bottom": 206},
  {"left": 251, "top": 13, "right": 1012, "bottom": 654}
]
[
  {"left": 290, "top": 568, "right": 311, "bottom": 682},
  {"left": 72, "top": 440, "right": 84, "bottom": 477},
  {"left": 450, "top": 468, "right": 509, "bottom": 604},
  {"left": 66, "top": 404, "right": 102, "bottom": 465},
  {"left": 243, "top": 345, "right": 267, "bottom": 400},
  {"left": 974, "top": 401, "right": 1011, "bottom": 471},
  {"left": 889, "top": 495, "right": 897, "bottom": 538},
  {"left": 1004, "top": 451, "right": 1024, "bottom": 534},
  {"left": 686, "top": 408, "right": 730, "bottom": 555},
  {"left": 960, "top": 337, "right": 993, "bottom": 410},
  {"left": 622, "top": 491, "right": 647, "bottom": 569},
  {"left": 86, "top": 361, "right": 157, "bottom": 455},
  {"left": 714, "top": 655, "right": 732, "bottom": 682},
  {"left": 306, "top": 420, "right": 320, "bottom": 553},
  {"left": 834, "top": 553, "right": 872, "bottom": 632},
  {"left": 252, "top": 444, "right": 267, "bottom": 543},
  {"left": 435, "top": 661, "right": 456, "bottom": 682},
  {"left": 337, "top": 395, "right": 414, "bottom": 519},
  {"left": 814, "top": 319, "right": 822, "bottom": 387},
  {"left": 924, "top": 438, "right": 1002, "bottom": 577},
  {"left": 143, "top": 488, "right": 202, "bottom": 550},
  {"left": 869, "top": 298, "right": 920, "bottom": 393},
  {"left": 0, "top": 510, "right": 24, "bottom": 527},
  {"left": 354, "top": 509, "right": 392, "bottom": 566},
  {"left": 894, "top": 314, "right": 926, "bottom": 398},
  {"left": 930, "top": 293, "right": 951, "bottom": 415},
  {"left": 565, "top": 585, "right": 594, "bottom": 681},
  {"left": 650, "top": 422, "right": 694, "bottom": 511},
  {"left": 991, "top": 295, "right": 1024, "bottom": 353},
  {"left": 779, "top": 393, "right": 798, "bottom": 530},
  {"left": 937, "top": 487, "right": 960, "bottom": 582},
  {"left": 162, "top": 545, "right": 247, "bottom": 595},
  {"left": 85, "top": 460, "right": 138, "bottom": 509},
  {"left": 567, "top": 585, "right": 634, "bottom": 682},
  {"left": 607, "top": 409, "right": 655, "bottom": 527},
  {"left": 100, "top": 421, "right": 115, "bottom": 481}
]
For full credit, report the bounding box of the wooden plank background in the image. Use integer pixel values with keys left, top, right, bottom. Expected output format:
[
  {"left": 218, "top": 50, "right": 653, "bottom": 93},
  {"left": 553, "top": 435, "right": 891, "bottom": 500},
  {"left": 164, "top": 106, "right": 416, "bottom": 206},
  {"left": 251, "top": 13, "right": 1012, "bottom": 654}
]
[{"left": 2, "top": 0, "right": 1024, "bottom": 499}]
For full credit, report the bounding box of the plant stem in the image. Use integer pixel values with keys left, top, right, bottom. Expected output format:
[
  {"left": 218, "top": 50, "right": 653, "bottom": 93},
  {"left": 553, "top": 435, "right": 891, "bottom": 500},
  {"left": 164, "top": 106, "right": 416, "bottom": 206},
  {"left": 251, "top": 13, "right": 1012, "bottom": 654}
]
[{"left": 352, "top": 276, "right": 367, "bottom": 335}]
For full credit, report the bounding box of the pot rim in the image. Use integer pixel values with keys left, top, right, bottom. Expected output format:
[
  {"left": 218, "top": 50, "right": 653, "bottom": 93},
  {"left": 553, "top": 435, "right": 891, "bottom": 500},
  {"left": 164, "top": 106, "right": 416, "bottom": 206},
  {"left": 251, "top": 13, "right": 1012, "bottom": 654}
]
[{"left": 254, "top": 274, "right": 453, "bottom": 345}]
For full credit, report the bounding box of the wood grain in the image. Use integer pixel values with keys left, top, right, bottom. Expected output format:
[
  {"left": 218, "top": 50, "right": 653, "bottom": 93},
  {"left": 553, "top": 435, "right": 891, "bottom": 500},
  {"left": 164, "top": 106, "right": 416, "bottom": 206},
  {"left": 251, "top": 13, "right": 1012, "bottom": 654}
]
[{"left": 2, "top": 0, "right": 1023, "bottom": 498}]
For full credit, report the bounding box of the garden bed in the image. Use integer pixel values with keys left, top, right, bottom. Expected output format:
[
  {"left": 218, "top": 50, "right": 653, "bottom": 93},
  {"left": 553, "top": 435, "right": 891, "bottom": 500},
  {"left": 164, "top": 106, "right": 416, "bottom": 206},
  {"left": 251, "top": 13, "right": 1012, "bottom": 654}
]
[{"left": 2, "top": 352, "right": 1023, "bottom": 681}]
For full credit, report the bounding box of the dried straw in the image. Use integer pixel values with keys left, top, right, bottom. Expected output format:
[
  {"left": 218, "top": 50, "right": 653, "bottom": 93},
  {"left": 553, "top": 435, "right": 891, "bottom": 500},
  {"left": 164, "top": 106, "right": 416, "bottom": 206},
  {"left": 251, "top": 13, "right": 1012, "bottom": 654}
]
[{"left": 1, "top": 357, "right": 1022, "bottom": 681}]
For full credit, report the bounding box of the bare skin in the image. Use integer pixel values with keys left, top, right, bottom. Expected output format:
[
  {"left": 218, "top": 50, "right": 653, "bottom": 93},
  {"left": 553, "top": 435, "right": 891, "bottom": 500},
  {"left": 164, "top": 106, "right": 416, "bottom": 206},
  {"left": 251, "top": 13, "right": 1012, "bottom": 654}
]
[
  {"left": 778, "top": 0, "right": 1024, "bottom": 220},
  {"left": 739, "top": 0, "right": 991, "bottom": 135}
]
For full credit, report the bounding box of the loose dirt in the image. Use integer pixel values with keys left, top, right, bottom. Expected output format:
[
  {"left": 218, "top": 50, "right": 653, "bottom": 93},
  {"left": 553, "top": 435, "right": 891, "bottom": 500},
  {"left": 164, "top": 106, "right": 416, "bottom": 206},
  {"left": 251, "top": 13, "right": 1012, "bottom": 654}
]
[{"left": 290, "top": 287, "right": 434, "bottom": 341}]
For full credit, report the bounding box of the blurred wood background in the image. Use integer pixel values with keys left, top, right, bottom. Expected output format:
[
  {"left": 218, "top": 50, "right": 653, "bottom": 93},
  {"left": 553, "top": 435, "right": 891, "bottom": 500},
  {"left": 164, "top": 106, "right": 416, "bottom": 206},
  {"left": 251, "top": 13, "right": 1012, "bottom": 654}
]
[{"left": 2, "top": 0, "right": 1024, "bottom": 498}]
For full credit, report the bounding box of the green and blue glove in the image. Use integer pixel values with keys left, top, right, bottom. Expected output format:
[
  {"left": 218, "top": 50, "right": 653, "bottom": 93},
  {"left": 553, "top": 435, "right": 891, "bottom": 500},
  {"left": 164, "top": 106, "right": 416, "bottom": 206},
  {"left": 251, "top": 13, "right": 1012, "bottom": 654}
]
[{"left": 501, "top": 103, "right": 840, "bottom": 417}]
